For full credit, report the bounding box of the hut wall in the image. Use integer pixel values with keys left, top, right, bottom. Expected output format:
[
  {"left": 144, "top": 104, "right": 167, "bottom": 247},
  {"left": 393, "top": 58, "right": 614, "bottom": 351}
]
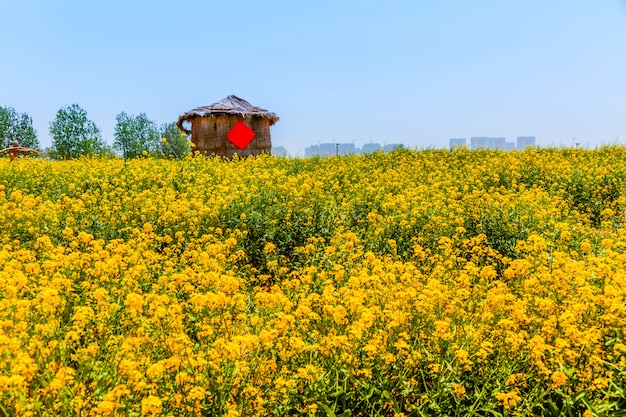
[{"left": 191, "top": 115, "right": 272, "bottom": 157}]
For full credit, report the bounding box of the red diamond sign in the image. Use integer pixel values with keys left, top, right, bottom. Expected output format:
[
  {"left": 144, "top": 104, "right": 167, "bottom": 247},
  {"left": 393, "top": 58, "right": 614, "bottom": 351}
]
[{"left": 226, "top": 121, "right": 256, "bottom": 150}]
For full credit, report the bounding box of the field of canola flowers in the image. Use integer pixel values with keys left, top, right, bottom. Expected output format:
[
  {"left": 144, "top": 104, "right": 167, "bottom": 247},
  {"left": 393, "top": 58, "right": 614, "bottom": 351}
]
[{"left": 1, "top": 147, "right": 625, "bottom": 416}]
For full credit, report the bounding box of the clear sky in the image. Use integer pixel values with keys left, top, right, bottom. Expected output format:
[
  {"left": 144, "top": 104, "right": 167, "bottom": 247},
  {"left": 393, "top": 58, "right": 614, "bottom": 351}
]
[{"left": 2, "top": 0, "right": 625, "bottom": 154}]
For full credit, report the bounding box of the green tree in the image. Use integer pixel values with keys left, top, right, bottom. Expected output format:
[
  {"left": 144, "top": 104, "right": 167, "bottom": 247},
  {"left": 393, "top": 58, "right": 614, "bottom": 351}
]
[
  {"left": 49, "top": 104, "right": 107, "bottom": 159},
  {"left": 0, "top": 106, "right": 39, "bottom": 149},
  {"left": 159, "top": 122, "right": 191, "bottom": 158},
  {"left": 113, "top": 112, "right": 160, "bottom": 159}
]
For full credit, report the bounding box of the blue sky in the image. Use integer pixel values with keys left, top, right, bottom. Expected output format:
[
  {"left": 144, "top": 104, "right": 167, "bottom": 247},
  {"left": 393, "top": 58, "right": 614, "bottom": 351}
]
[{"left": 2, "top": 1, "right": 625, "bottom": 154}]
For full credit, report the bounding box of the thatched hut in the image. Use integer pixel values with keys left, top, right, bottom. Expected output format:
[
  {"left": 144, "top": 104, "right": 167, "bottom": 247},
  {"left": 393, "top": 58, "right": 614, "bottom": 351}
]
[{"left": 176, "top": 95, "right": 279, "bottom": 157}]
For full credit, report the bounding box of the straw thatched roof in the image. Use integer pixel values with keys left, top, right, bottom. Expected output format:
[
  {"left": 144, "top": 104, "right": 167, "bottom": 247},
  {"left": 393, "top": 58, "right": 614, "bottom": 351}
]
[{"left": 177, "top": 95, "right": 279, "bottom": 134}]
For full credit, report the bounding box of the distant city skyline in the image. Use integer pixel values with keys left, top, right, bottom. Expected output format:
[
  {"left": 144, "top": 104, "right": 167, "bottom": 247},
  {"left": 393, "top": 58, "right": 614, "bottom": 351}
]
[{"left": 279, "top": 136, "right": 546, "bottom": 157}]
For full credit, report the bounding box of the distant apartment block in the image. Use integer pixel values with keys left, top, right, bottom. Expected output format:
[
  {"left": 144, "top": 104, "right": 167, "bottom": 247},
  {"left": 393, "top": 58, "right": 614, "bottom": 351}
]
[
  {"left": 272, "top": 146, "right": 288, "bottom": 157},
  {"left": 361, "top": 143, "right": 382, "bottom": 154},
  {"left": 516, "top": 136, "right": 536, "bottom": 150},
  {"left": 449, "top": 138, "right": 467, "bottom": 149},
  {"left": 471, "top": 136, "right": 515, "bottom": 150}
]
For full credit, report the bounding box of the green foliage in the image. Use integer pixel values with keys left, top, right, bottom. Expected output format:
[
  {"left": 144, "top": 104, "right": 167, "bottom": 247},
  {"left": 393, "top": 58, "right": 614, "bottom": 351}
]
[
  {"left": 49, "top": 104, "right": 108, "bottom": 159},
  {"left": 113, "top": 112, "right": 161, "bottom": 159},
  {"left": 0, "top": 105, "right": 40, "bottom": 149},
  {"left": 220, "top": 188, "right": 337, "bottom": 281},
  {"left": 159, "top": 122, "right": 191, "bottom": 158},
  {"left": 566, "top": 168, "right": 623, "bottom": 227}
]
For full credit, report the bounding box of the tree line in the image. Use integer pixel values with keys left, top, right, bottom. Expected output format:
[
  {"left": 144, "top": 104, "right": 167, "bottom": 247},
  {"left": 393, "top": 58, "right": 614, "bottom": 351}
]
[{"left": 0, "top": 104, "right": 191, "bottom": 160}]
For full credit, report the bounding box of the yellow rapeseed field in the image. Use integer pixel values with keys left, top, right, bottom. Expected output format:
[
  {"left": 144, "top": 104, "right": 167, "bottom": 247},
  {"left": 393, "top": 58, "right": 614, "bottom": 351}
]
[{"left": 0, "top": 147, "right": 625, "bottom": 416}]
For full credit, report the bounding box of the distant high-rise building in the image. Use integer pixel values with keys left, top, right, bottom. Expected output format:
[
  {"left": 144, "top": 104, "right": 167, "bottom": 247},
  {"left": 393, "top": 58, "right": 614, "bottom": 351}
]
[
  {"left": 272, "top": 146, "right": 288, "bottom": 157},
  {"left": 471, "top": 136, "right": 515, "bottom": 150},
  {"left": 471, "top": 137, "right": 491, "bottom": 149},
  {"left": 517, "top": 136, "right": 536, "bottom": 150},
  {"left": 449, "top": 138, "right": 467, "bottom": 149},
  {"left": 362, "top": 143, "right": 382, "bottom": 153}
]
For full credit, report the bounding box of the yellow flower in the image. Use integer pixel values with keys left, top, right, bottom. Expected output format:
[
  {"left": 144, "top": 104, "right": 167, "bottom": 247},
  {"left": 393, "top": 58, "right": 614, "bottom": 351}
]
[
  {"left": 495, "top": 390, "right": 521, "bottom": 408},
  {"left": 296, "top": 364, "right": 320, "bottom": 382},
  {"left": 125, "top": 293, "right": 143, "bottom": 312},
  {"left": 48, "top": 367, "right": 76, "bottom": 391},
  {"left": 93, "top": 400, "right": 116, "bottom": 414},
  {"left": 455, "top": 348, "right": 473, "bottom": 370},
  {"left": 550, "top": 370, "right": 568, "bottom": 388},
  {"left": 225, "top": 403, "right": 240, "bottom": 417},
  {"left": 264, "top": 242, "right": 277, "bottom": 254},
  {"left": 187, "top": 386, "right": 205, "bottom": 401},
  {"left": 428, "top": 363, "right": 440, "bottom": 374},
  {"left": 580, "top": 240, "right": 591, "bottom": 252},
  {"left": 141, "top": 395, "right": 162, "bottom": 415},
  {"left": 146, "top": 362, "right": 166, "bottom": 380},
  {"left": 601, "top": 239, "right": 613, "bottom": 249},
  {"left": 505, "top": 373, "right": 524, "bottom": 386},
  {"left": 452, "top": 383, "right": 466, "bottom": 396}
]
